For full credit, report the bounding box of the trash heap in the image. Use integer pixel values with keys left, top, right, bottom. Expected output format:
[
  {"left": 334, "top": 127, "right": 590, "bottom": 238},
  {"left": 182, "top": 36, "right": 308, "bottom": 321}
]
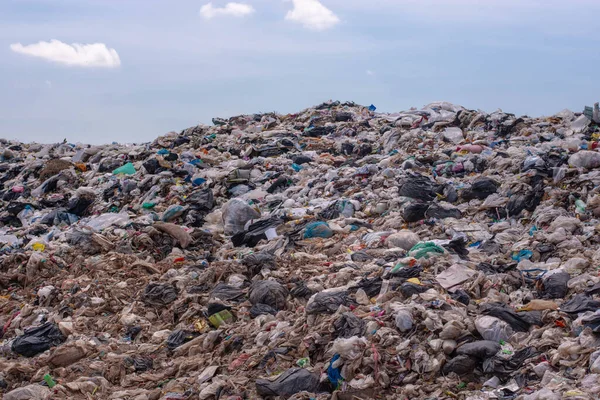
[{"left": 2, "top": 100, "right": 600, "bottom": 400}]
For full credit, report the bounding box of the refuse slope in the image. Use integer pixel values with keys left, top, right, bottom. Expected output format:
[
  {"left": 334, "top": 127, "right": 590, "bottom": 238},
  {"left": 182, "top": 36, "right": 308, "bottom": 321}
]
[{"left": 1, "top": 100, "right": 600, "bottom": 399}]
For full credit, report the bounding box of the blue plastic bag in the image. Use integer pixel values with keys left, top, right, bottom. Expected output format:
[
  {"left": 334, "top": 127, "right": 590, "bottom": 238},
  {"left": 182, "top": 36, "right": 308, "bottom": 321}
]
[
  {"left": 304, "top": 221, "right": 333, "bottom": 239},
  {"left": 327, "top": 354, "right": 343, "bottom": 388}
]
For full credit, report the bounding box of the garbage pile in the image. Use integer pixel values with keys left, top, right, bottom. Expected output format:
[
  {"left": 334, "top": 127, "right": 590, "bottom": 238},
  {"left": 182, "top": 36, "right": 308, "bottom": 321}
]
[{"left": 2, "top": 100, "right": 600, "bottom": 399}]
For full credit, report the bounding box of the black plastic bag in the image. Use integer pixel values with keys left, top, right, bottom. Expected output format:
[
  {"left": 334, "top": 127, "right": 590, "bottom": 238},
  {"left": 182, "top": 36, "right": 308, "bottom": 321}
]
[
  {"left": 450, "top": 289, "right": 470, "bottom": 305},
  {"left": 304, "top": 126, "right": 335, "bottom": 137},
  {"left": 539, "top": 272, "right": 570, "bottom": 299},
  {"left": 560, "top": 294, "right": 600, "bottom": 314},
  {"left": 243, "top": 251, "right": 276, "bottom": 277},
  {"left": 142, "top": 158, "right": 161, "bottom": 174},
  {"left": 141, "top": 283, "right": 178, "bottom": 307},
  {"left": 349, "top": 277, "right": 382, "bottom": 298},
  {"left": 398, "top": 174, "right": 436, "bottom": 201},
  {"left": 350, "top": 251, "right": 373, "bottom": 263},
  {"left": 480, "top": 303, "right": 534, "bottom": 332},
  {"left": 456, "top": 341, "right": 500, "bottom": 359},
  {"left": 210, "top": 283, "right": 246, "bottom": 302},
  {"left": 290, "top": 282, "right": 314, "bottom": 299},
  {"left": 249, "top": 280, "right": 288, "bottom": 310},
  {"left": 507, "top": 175, "right": 544, "bottom": 216},
  {"left": 483, "top": 347, "right": 538, "bottom": 376},
  {"left": 387, "top": 265, "right": 423, "bottom": 279},
  {"left": 580, "top": 314, "right": 600, "bottom": 333},
  {"left": 425, "top": 204, "right": 462, "bottom": 220},
  {"left": 292, "top": 155, "right": 312, "bottom": 165},
  {"left": 461, "top": 178, "right": 498, "bottom": 201},
  {"left": 443, "top": 237, "right": 469, "bottom": 258},
  {"left": 250, "top": 303, "right": 278, "bottom": 318},
  {"left": 66, "top": 195, "right": 94, "bottom": 217},
  {"left": 402, "top": 203, "right": 429, "bottom": 223},
  {"left": 12, "top": 322, "right": 66, "bottom": 357},
  {"left": 333, "top": 312, "right": 365, "bottom": 338},
  {"left": 442, "top": 355, "right": 479, "bottom": 375},
  {"left": 231, "top": 217, "right": 281, "bottom": 248},
  {"left": 167, "top": 330, "right": 199, "bottom": 350},
  {"left": 124, "top": 356, "right": 153, "bottom": 372},
  {"left": 267, "top": 176, "right": 291, "bottom": 194},
  {"left": 207, "top": 303, "right": 231, "bottom": 317},
  {"left": 256, "top": 368, "right": 327, "bottom": 398},
  {"left": 186, "top": 188, "right": 214, "bottom": 211},
  {"left": 335, "top": 112, "right": 353, "bottom": 122},
  {"left": 399, "top": 282, "right": 429, "bottom": 297},
  {"left": 306, "top": 291, "right": 351, "bottom": 315},
  {"left": 477, "top": 262, "right": 515, "bottom": 274}
]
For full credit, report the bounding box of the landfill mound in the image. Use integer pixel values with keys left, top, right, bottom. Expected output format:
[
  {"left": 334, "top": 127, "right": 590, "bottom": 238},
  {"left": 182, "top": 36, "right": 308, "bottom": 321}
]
[{"left": 1, "top": 100, "right": 600, "bottom": 400}]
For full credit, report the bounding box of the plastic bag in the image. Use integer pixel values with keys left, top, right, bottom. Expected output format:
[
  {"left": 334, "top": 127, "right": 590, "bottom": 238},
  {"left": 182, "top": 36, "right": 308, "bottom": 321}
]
[
  {"left": 402, "top": 203, "right": 429, "bottom": 223},
  {"left": 333, "top": 312, "right": 366, "bottom": 338},
  {"left": 154, "top": 222, "right": 192, "bottom": 249},
  {"left": 481, "top": 303, "right": 538, "bottom": 332},
  {"left": 409, "top": 242, "right": 445, "bottom": 259},
  {"left": 242, "top": 251, "right": 276, "bottom": 276},
  {"left": 461, "top": 178, "right": 498, "bottom": 201},
  {"left": 442, "top": 355, "right": 478, "bottom": 375},
  {"left": 113, "top": 162, "right": 136, "bottom": 175},
  {"left": 475, "top": 316, "right": 514, "bottom": 342},
  {"left": 306, "top": 291, "right": 351, "bottom": 315},
  {"left": 210, "top": 283, "right": 246, "bottom": 302},
  {"left": 249, "top": 303, "right": 278, "bottom": 318},
  {"left": 141, "top": 283, "right": 178, "bottom": 307},
  {"left": 303, "top": 221, "right": 334, "bottom": 239},
  {"left": 539, "top": 272, "right": 570, "bottom": 299},
  {"left": 482, "top": 347, "right": 538, "bottom": 376},
  {"left": 425, "top": 204, "right": 462, "bottom": 220},
  {"left": 398, "top": 174, "right": 436, "bottom": 201},
  {"left": 569, "top": 150, "right": 600, "bottom": 169},
  {"left": 186, "top": 187, "right": 214, "bottom": 211},
  {"left": 161, "top": 205, "right": 186, "bottom": 222},
  {"left": 443, "top": 127, "right": 464, "bottom": 144},
  {"left": 4, "top": 385, "right": 51, "bottom": 400},
  {"left": 12, "top": 322, "right": 66, "bottom": 357},
  {"left": 85, "top": 212, "right": 131, "bottom": 232},
  {"left": 456, "top": 340, "right": 501, "bottom": 359},
  {"left": 393, "top": 308, "right": 414, "bottom": 332},
  {"left": 248, "top": 280, "right": 289, "bottom": 310},
  {"left": 166, "top": 330, "right": 198, "bottom": 350},
  {"left": 561, "top": 294, "right": 600, "bottom": 314},
  {"left": 232, "top": 217, "right": 281, "bottom": 247},
  {"left": 222, "top": 198, "right": 261, "bottom": 235},
  {"left": 255, "top": 368, "right": 325, "bottom": 398}
]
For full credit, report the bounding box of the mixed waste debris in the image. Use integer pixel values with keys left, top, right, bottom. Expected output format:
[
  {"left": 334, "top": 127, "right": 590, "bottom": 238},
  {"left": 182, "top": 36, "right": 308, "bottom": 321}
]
[{"left": 2, "top": 100, "right": 600, "bottom": 399}]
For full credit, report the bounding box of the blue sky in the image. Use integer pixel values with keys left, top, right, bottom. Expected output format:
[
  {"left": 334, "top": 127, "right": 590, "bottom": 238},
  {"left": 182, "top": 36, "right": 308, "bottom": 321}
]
[{"left": 1, "top": 0, "right": 600, "bottom": 144}]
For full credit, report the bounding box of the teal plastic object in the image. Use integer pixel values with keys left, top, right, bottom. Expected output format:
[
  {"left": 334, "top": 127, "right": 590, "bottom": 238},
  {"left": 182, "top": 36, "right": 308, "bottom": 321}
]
[
  {"left": 113, "top": 162, "right": 136, "bottom": 175},
  {"left": 304, "top": 221, "right": 333, "bottom": 239},
  {"left": 409, "top": 242, "right": 445, "bottom": 259},
  {"left": 512, "top": 250, "right": 533, "bottom": 262}
]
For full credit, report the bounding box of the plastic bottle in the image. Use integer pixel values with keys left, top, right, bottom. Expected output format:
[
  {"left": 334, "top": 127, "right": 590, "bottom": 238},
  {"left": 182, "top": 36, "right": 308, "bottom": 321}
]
[{"left": 575, "top": 199, "right": 586, "bottom": 214}]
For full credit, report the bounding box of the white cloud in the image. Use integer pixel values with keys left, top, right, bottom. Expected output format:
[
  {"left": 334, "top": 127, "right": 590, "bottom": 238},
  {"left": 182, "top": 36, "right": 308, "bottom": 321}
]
[
  {"left": 366, "top": 70, "right": 375, "bottom": 76},
  {"left": 285, "top": 0, "right": 340, "bottom": 31},
  {"left": 200, "top": 2, "right": 255, "bottom": 19},
  {"left": 45, "top": 80, "right": 52, "bottom": 88},
  {"left": 10, "top": 40, "right": 121, "bottom": 68}
]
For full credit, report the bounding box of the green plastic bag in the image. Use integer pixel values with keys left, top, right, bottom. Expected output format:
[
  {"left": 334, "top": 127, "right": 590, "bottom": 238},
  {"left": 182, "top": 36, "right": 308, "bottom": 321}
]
[
  {"left": 113, "top": 162, "right": 136, "bottom": 175},
  {"left": 409, "top": 242, "right": 445, "bottom": 259}
]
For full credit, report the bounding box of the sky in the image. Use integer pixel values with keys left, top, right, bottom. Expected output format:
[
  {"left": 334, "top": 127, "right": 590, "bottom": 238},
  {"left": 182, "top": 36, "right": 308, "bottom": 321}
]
[{"left": 1, "top": 0, "right": 600, "bottom": 144}]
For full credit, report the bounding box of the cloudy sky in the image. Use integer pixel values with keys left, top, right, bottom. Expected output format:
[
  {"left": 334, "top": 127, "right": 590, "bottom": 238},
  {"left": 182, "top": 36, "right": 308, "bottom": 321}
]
[{"left": 1, "top": 0, "right": 600, "bottom": 144}]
